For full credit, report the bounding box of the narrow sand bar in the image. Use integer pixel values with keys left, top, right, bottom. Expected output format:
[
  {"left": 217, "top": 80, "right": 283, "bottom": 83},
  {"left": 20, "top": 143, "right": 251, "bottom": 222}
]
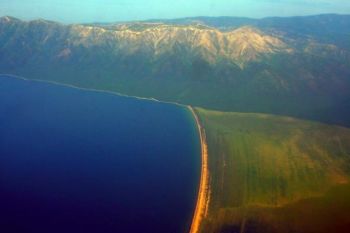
[{"left": 188, "top": 106, "right": 210, "bottom": 233}]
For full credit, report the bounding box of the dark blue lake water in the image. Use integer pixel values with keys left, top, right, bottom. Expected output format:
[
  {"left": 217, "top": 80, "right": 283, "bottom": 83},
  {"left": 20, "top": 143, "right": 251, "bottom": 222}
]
[{"left": 0, "top": 75, "right": 200, "bottom": 233}]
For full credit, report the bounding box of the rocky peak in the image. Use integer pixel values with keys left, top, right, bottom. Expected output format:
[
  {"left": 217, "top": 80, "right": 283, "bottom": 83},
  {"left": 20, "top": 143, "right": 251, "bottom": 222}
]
[
  {"left": 0, "top": 16, "right": 20, "bottom": 24},
  {"left": 0, "top": 17, "right": 292, "bottom": 67},
  {"left": 223, "top": 26, "right": 290, "bottom": 63},
  {"left": 66, "top": 23, "right": 290, "bottom": 66}
]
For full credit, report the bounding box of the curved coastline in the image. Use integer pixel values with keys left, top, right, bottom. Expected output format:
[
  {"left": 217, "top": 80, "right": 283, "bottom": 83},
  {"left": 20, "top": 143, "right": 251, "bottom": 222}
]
[
  {"left": 188, "top": 106, "right": 210, "bottom": 233},
  {"left": 1, "top": 74, "right": 210, "bottom": 233},
  {"left": 0, "top": 73, "right": 186, "bottom": 108}
]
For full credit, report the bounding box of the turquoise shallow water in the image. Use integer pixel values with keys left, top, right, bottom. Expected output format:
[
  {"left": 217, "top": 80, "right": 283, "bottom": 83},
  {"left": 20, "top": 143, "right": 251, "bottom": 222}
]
[{"left": 0, "top": 75, "right": 200, "bottom": 233}]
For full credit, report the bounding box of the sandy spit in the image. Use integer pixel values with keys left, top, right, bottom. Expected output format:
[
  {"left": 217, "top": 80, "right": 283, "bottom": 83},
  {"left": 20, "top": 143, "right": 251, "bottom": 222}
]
[{"left": 188, "top": 106, "right": 210, "bottom": 233}]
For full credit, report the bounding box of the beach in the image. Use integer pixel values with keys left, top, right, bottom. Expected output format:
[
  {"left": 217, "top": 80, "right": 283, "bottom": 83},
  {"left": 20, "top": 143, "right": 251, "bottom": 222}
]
[{"left": 188, "top": 106, "right": 210, "bottom": 233}]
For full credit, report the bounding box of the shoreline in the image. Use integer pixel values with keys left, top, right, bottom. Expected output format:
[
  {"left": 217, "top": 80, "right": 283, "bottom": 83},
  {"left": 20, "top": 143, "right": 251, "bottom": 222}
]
[
  {"left": 0, "top": 73, "right": 187, "bottom": 108},
  {"left": 0, "top": 73, "right": 210, "bottom": 233},
  {"left": 188, "top": 106, "right": 210, "bottom": 233}
]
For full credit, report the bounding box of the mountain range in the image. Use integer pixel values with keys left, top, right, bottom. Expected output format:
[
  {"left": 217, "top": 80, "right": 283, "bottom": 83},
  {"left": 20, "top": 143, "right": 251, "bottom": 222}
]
[{"left": 1, "top": 14, "right": 350, "bottom": 126}]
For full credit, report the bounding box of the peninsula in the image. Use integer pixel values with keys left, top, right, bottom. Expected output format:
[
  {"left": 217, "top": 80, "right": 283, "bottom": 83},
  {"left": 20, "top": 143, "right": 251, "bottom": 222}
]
[{"left": 188, "top": 107, "right": 210, "bottom": 233}]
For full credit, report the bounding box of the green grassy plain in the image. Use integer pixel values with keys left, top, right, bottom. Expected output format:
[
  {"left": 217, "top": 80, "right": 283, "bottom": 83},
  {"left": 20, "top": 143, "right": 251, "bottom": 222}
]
[{"left": 195, "top": 108, "right": 350, "bottom": 233}]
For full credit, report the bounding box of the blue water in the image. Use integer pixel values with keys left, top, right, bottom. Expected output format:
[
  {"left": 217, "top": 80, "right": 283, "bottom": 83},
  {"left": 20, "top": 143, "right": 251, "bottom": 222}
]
[{"left": 0, "top": 76, "right": 200, "bottom": 233}]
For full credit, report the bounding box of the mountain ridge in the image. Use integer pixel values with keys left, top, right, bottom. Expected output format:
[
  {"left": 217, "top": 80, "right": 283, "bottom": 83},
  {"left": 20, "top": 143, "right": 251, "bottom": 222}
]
[
  {"left": 1, "top": 14, "right": 350, "bottom": 126},
  {"left": 0, "top": 16, "right": 291, "bottom": 65}
]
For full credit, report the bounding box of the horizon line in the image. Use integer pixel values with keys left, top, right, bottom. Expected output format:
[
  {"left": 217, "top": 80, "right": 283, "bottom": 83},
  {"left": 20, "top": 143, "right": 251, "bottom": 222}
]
[{"left": 0, "top": 13, "right": 349, "bottom": 25}]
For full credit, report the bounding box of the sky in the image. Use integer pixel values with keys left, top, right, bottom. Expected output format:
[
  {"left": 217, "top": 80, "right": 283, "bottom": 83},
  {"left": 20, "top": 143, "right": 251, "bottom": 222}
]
[{"left": 0, "top": 0, "right": 349, "bottom": 23}]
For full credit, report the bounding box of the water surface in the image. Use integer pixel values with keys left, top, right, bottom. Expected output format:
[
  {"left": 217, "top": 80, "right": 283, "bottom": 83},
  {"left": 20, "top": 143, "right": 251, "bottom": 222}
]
[{"left": 0, "top": 75, "right": 200, "bottom": 233}]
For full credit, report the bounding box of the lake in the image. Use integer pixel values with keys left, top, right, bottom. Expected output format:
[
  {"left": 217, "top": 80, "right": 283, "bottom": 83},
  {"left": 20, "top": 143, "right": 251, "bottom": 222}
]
[{"left": 0, "top": 75, "right": 200, "bottom": 233}]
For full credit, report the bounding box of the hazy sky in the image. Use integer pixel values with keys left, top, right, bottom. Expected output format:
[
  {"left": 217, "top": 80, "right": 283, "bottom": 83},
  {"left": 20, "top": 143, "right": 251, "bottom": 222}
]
[{"left": 0, "top": 0, "right": 349, "bottom": 23}]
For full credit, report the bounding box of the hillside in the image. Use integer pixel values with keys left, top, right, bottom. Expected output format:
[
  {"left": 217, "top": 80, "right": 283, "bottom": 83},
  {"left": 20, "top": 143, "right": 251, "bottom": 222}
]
[
  {"left": 0, "top": 16, "right": 289, "bottom": 66},
  {"left": 1, "top": 15, "right": 350, "bottom": 126},
  {"left": 195, "top": 108, "right": 350, "bottom": 233}
]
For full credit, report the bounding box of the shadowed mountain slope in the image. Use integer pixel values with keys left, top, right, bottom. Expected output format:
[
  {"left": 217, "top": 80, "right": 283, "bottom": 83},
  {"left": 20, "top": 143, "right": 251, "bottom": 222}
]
[{"left": 1, "top": 14, "right": 350, "bottom": 126}]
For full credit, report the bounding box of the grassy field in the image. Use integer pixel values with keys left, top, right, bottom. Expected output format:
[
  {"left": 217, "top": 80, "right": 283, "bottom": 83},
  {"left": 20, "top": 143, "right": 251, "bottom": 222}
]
[{"left": 195, "top": 108, "right": 350, "bottom": 233}]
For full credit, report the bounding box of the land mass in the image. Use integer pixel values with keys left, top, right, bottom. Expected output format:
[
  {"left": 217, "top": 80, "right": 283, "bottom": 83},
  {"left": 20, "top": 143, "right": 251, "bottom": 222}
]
[
  {"left": 188, "top": 107, "right": 210, "bottom": 233},
  {"left": 1, "top": 14, "right": 350, "bottom": 233},
  {"left": 1, "top": 14, "right": 350, "bottom": 126},
  {"left": 196, "top": 108, "right": 350, "bottom": 233}
]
